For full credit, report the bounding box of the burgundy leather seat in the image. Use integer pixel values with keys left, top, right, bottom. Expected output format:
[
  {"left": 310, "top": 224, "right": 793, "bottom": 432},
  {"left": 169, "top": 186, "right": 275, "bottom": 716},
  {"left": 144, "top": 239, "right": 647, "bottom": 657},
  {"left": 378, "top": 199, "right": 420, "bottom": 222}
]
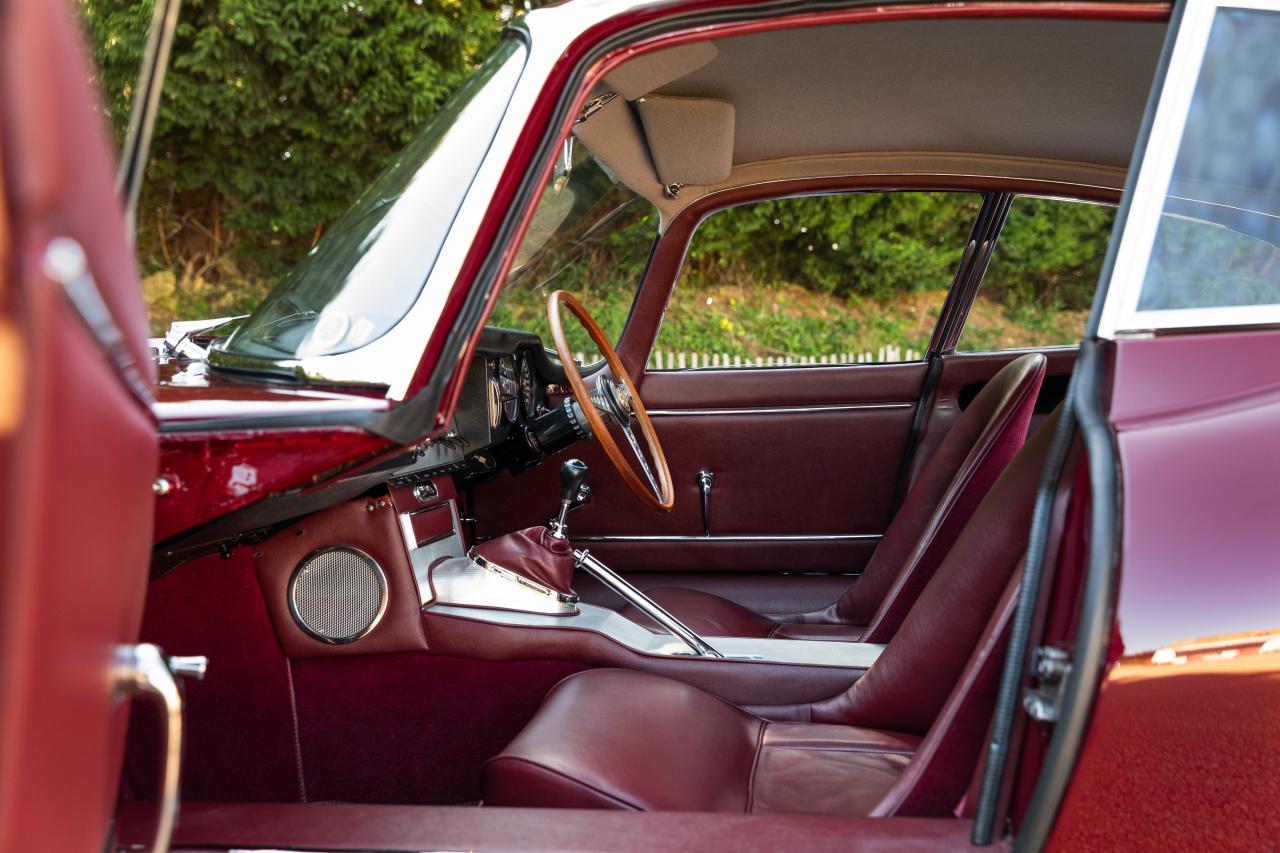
[
  {"left": 485, "top": 407, "right": 1063, "bottom": 815},
  {"left": 623, "top": 353, "right": 1047, "bottom": 643}
]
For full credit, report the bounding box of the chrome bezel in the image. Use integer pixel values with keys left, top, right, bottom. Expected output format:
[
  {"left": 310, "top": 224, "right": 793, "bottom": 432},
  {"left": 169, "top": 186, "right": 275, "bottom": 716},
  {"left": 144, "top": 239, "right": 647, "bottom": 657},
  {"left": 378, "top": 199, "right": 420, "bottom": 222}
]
[{"left": 287, "top": 545, "right": 389, "bottom": 644}]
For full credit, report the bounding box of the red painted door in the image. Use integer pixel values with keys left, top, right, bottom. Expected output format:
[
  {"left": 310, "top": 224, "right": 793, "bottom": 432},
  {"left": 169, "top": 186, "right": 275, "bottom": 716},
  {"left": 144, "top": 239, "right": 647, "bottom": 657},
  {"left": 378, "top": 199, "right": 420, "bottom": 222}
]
[{"left": 0, "top": 0, "right": 160, "bottom": 850}]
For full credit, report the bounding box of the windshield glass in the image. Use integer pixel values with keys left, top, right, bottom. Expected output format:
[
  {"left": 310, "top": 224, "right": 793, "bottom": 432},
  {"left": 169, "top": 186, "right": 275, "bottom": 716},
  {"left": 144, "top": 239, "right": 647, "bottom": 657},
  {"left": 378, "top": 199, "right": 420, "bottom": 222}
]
[
  {"left": 216, "top": 38, "right": 526, "bottom": 362},
  {"left": 487, "top": 139, "right": 658, "bottom": 364}
]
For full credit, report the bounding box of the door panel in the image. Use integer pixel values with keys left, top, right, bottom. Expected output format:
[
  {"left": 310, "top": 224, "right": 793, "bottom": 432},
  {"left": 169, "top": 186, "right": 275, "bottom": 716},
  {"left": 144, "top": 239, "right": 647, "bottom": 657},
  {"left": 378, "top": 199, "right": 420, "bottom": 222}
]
[
  {"left": 0, "top": 1, "right": 158, "bottom": 849},
  {"left": 470, "top": 361, "right": 924, "bottom": 579}
]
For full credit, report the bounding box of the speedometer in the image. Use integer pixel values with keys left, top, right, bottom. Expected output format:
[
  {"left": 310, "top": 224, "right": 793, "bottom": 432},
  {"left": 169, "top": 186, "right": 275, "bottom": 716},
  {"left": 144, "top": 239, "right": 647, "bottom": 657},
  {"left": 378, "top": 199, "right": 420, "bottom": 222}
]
[
  {"left": 497, "top": 357, "right": 519, "bottom": 422},
  {"left": 519, "top": 353, "right": 538, "bottom": 418}
]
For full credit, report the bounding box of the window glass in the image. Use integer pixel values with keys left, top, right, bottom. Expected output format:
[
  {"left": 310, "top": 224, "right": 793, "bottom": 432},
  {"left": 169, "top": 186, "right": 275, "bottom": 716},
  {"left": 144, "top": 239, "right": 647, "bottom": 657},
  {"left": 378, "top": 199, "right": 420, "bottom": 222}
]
[
  {"left": 218, "top": 39, "right": 526, "bottom": 362},
  {"left": 1136, "top": 8, "right": 1280, "bottom": 313},
  {"left": 488, "top": 141, "right": 658, "bottom": 365},
  {"left": 959, "top": 196, "right": 1115, "bottom": 351},
  {"left": 653, "top": 192, "right": 979, "bottom": 369}
]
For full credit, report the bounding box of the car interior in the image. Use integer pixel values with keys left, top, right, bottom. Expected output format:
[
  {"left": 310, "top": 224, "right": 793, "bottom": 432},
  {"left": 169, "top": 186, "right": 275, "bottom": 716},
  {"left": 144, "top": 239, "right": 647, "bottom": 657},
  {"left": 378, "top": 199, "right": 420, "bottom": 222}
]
[{"left": 121, "top": 9, "right": 1168, "bottom": 840}]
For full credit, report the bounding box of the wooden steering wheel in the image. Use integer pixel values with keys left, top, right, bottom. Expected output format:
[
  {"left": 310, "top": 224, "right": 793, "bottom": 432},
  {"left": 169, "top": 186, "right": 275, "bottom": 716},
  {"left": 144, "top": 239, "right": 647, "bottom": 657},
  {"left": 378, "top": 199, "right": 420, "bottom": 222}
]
[{"left": 546, "top": 290, "right": 674, "bottom": 511}]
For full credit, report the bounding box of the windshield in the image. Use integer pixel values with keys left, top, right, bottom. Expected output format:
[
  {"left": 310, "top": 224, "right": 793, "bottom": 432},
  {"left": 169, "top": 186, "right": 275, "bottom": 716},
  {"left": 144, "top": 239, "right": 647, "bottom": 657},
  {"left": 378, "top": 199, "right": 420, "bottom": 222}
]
[
  {"left": 216, "top": 38, "right": 526, "bottom": 363},
  {"left": 488, "top": 139, "right": 658, "bottom": 363}
]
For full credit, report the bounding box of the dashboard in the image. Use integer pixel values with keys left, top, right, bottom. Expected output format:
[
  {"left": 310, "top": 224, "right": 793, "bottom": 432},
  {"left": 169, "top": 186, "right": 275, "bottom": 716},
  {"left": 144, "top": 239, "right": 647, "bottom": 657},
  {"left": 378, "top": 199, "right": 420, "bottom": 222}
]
[{"left": 386, "top": 327, "right": 588, "bottom": 488}]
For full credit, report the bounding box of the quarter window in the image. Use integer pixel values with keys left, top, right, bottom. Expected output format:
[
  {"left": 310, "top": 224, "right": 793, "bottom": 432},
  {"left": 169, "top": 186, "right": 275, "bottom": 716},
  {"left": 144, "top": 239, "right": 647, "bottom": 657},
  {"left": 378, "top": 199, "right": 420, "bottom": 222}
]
[
  {"left": 1136, "top": 8, "right": 1280, "bottom": 314},
  {"left": 958, "top": 196, "right": 1115, "bottom": 351}
]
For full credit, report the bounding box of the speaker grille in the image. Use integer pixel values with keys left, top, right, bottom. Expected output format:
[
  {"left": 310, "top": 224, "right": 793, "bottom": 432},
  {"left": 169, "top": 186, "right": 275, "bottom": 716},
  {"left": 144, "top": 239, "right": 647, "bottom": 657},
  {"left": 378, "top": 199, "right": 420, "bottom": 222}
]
[{"left": 288, "top": 547, "right": 388, "bottom": 643}]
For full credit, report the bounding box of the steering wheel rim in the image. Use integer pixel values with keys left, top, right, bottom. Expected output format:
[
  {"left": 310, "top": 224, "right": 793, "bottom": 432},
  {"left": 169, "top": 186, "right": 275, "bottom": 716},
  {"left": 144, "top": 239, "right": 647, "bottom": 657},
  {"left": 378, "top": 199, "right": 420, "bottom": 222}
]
[{"left": 546, "top": 290, "right": 674, "bottom": 511}]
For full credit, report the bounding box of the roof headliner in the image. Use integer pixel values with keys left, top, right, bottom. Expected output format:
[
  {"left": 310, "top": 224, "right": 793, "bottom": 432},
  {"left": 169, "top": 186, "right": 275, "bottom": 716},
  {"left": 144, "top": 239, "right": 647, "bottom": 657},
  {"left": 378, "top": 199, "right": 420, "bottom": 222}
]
[{"left": 589, "top": 16, "right": 1168, "bottom": 219}]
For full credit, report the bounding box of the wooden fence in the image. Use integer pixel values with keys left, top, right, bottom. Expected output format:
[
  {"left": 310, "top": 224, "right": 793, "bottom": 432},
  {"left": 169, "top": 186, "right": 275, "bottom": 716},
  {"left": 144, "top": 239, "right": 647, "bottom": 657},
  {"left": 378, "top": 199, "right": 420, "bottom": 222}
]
[{"left": 571, "top": 345, "right": 922, "bottom": 369}]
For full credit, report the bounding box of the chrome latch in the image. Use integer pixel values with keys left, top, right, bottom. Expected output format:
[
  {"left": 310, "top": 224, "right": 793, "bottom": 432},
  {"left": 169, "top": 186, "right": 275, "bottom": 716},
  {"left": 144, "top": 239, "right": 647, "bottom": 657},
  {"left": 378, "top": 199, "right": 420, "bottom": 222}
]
[
  {"left": 1022, "top": 646, "right": 1071, "bottom": 723},
  {"left": 697, "top": 470, "right": 715, "bottom": 537}
]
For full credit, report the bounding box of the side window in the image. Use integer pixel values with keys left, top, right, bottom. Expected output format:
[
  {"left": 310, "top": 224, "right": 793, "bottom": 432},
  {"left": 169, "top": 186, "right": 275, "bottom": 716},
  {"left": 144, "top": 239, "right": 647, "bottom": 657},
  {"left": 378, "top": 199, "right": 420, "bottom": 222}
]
[
  {"left": 958, "top": 196, "right": 1115, "bottom": 351},
  {"left": 652, "top": 192, "right": 980, "bottom": 369}
]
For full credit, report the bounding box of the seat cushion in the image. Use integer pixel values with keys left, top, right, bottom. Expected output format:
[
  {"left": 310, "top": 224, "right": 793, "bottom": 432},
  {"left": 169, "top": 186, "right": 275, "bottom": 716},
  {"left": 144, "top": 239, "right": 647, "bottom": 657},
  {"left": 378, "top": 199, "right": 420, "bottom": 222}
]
[
  {"left": 622, "top": 587, "right": 868, "bottom": 642},
  {"left": 483, "top": 669, "right": 917, "bottom": 814}
]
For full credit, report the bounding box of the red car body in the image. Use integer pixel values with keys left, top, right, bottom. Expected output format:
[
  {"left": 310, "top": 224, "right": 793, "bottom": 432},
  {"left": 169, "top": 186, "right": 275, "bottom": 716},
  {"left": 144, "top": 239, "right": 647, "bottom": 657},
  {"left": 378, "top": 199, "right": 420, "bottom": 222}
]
[{"left": 1, "top": 0, "right": 1277, "bottom": 849}]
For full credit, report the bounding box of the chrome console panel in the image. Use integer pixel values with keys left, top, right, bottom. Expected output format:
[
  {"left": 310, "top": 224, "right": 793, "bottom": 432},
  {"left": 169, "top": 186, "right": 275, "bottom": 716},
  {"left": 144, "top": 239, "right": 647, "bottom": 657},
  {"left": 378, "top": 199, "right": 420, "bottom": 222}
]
[
  {"left": 427, "top": 555, "right": 579, "bottom": 616},
  {"left": 398, "top": 500, "right": 467, "bottom": 605},
  {"left": 425, "top": 601, "right": 886, "bottom": 669}
]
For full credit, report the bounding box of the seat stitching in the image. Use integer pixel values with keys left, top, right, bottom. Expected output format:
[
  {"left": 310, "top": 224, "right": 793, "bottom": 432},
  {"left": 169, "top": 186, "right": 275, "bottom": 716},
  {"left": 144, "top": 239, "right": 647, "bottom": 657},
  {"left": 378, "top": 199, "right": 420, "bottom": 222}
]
[
  {"left": 487, "top": 755, "right": 643, "bottom": 811},
  {"left": 746, "top": 720, "right": 768, "bottom": 813}
]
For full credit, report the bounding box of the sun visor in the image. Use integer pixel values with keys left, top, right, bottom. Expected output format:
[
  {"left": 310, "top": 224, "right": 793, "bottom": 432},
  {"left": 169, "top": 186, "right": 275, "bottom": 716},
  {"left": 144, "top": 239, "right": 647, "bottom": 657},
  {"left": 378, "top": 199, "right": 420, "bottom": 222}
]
[
  {"left": 604, "top": 42, "right": 719, "bottom": 100},
  {"left": 571, "top": 95, "right": 670, "bottom": 211},
  {"left": 636, "top": 96, "right": 736, "bottom": 186}
]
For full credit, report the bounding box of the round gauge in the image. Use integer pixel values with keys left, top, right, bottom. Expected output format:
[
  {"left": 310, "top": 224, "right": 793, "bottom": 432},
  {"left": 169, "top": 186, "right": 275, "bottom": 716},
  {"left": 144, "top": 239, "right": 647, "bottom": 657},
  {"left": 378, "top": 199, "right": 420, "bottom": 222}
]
[
  {"left": 497, "top": 357, "right": 519, "bottom": 423},
  {"left": 486, "top": 373, "right": 502, "bottom": 430},
  {"left": 518, "top": 353, "right": 538, "bottom": 418}
]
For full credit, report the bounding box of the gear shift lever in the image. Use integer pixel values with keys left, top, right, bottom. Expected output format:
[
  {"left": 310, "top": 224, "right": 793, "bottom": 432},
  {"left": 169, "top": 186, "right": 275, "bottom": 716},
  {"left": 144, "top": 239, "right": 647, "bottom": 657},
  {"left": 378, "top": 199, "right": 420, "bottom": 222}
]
[{"left": 551, "top": 459, "right": 589, "bottom": 538}]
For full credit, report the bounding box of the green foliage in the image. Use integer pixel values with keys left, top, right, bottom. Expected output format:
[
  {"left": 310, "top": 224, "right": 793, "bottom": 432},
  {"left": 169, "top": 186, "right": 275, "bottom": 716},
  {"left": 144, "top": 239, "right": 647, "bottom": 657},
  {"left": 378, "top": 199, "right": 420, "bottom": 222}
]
[
  {"left": 685, "top": 193, "right": 980, "bottom": 300},
  {"left": 81, "top": 3, "right": 1114, "bottom": 351},
  {"left": 981, "top": 198, "right": 1116, "bottom": 311},
  {"left": 80, "top": 0, "right": 508, "bottom": 283}
]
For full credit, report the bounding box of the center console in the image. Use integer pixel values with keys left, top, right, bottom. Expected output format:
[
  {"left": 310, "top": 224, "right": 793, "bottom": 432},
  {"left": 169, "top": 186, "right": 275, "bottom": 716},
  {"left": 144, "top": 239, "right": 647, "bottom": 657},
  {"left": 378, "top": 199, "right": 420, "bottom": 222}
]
[{"left": 396, "top": 461, "right": 885, "bottom": 707}]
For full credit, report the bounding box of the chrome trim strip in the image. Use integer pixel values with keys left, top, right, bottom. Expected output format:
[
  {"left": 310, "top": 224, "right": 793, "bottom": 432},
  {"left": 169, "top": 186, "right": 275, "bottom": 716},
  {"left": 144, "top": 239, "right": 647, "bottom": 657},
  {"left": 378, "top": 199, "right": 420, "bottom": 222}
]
[
  {"left": 647, "top": 402, "right": 911, "bottom": 416},
  {"left": 152, "top": 398, "right": 389, "bottom": 421},
  {"left": 572, "top": 533, "right": 882, "bottom": 543}
]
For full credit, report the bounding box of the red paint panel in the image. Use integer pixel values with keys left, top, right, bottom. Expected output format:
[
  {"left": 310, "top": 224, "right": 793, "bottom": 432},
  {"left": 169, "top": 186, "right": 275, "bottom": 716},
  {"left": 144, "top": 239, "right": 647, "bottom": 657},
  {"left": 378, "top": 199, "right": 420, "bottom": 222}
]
[
  {"left": 154, "top": 429, "right": 390, "bottom": 542},
  {"left": 1050, "top": 330, "right": 1280, "bottom": 849}
]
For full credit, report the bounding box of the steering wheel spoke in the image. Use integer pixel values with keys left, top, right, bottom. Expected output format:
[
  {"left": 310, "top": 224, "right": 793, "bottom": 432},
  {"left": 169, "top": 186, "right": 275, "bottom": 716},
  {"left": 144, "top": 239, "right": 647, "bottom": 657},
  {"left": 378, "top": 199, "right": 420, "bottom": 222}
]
[
  {"left": 546, "top": 290, "right": 674, "bottom": 511},
  {"left": 621, "top": 421, "right": 662, "bottom": 501}
]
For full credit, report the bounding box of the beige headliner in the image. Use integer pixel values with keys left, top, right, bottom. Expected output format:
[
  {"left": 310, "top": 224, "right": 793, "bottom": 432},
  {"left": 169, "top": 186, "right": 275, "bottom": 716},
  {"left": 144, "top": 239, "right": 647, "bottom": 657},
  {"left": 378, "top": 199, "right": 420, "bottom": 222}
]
[{"left": 580, "top": 16, "right": 1167, "bottom": 224}]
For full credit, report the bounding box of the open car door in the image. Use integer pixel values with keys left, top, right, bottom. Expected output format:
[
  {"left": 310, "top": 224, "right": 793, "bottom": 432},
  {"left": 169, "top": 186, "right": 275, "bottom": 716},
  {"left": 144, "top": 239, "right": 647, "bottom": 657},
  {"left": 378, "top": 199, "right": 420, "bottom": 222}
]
[{"left": 0, "top": 0, "right": 183, "bottom": 850}]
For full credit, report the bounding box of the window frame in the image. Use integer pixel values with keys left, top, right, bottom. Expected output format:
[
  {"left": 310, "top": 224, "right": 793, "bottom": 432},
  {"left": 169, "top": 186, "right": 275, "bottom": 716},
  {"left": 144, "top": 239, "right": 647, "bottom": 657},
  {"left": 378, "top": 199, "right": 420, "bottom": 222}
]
[
  {"left": 951, "top": 194, "right": 1121, "bottom": 355},
  {"left": 626, "top": 180, "right": 1124, "bottom": 374},
  {"left": 1096, "top": 0, "right": 1280, "bottom": 338},
  {"left": 644, "top": 188, "right": 989, "bottom": 371}
]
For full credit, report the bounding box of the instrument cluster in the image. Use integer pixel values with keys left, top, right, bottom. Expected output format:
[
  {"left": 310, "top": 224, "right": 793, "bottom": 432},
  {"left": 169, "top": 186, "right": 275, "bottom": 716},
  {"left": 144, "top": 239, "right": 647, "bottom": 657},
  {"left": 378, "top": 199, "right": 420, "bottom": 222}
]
[{"left": 486, "top": 350, "right": 548, "bottom": 429}]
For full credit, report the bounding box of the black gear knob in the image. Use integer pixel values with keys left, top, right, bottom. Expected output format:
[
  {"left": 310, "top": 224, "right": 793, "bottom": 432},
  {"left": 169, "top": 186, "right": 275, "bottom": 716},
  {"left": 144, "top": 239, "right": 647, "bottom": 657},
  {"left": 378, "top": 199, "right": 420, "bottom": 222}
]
[
  {"left": 552, "top": 459, "right": 589, "bottom": 538},
  {"left": 560, "top": 459, "right": 589, "bottom": 504}
]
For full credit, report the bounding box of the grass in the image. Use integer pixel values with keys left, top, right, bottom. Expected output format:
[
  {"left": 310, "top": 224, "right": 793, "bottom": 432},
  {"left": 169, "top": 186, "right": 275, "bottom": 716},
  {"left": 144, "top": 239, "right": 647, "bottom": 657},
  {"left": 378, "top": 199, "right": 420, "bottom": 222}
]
[
  {"left": 489, "top": 278, "right": 1084, "bottom": 363},
  {"left": 146, "top": 269, "right": 1086, "bottom": 360}
]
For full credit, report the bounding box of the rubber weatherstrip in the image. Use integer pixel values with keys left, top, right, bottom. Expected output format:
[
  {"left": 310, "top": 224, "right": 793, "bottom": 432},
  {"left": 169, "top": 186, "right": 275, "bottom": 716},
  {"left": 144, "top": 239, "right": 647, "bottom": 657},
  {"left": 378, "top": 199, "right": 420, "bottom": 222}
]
[{"left": 971, "top": 366, "right": 1080, "bottom": 845}]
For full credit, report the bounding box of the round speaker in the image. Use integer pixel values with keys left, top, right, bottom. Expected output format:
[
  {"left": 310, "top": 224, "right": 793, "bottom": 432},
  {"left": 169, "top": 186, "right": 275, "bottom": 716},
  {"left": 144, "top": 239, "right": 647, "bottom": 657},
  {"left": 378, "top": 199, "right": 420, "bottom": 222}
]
[{"left": 288, "top": 546, "right": 388, "bottom": 644}]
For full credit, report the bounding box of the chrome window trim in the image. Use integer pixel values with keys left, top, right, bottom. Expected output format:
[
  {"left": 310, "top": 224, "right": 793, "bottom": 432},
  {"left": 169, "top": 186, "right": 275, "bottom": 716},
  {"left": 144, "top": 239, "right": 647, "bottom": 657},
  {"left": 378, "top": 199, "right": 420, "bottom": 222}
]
[
  {"left": 646, "top": 402, "right": 910, "bottom": 416},
  {"left": 1097, "top": 0, "right": 1280, "bottom": 339}
]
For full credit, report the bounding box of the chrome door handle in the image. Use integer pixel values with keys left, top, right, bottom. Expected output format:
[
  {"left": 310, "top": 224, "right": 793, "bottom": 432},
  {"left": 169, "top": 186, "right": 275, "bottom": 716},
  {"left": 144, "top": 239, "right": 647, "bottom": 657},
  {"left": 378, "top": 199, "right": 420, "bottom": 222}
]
[
  {"left": 697, "top": 470, "right": 715, "bottom": 537},
  {"left": 113, "top": 644, "right": 207, "bottom": 853}
]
